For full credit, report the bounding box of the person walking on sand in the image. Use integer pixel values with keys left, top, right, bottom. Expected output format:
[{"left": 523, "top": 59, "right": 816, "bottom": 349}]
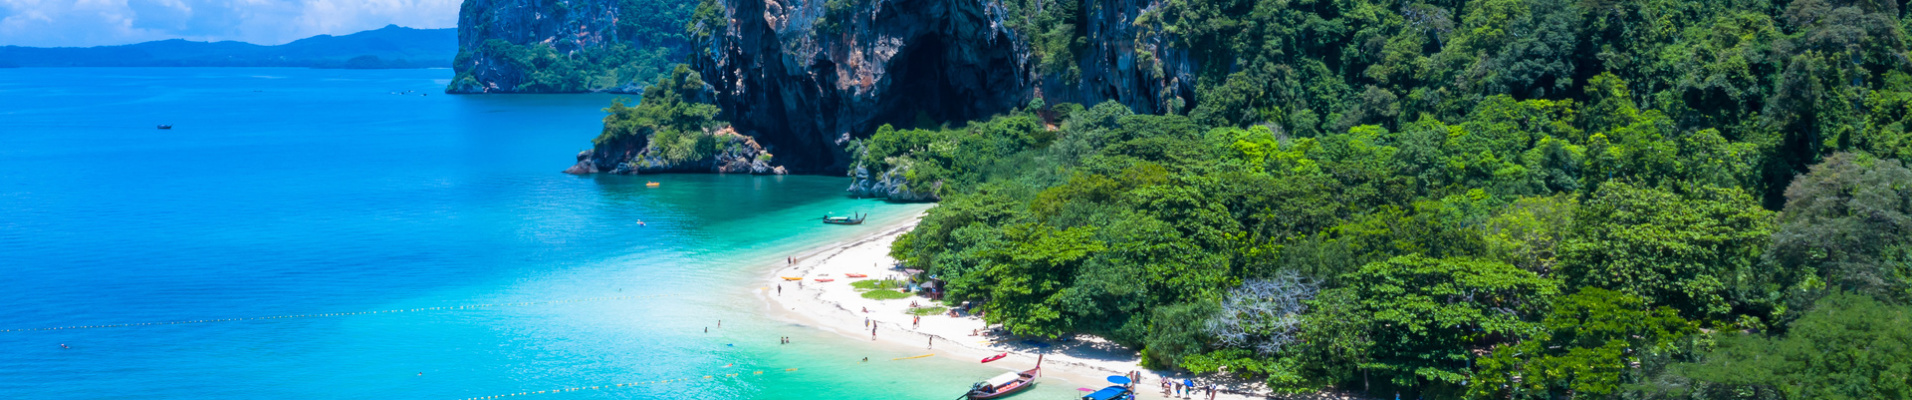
[
  {"left": 912, "top": 316, "right": 919, "bottom": 329},
  {"left": 927, "top": 336, "right": 933, "bottom": 348},
  {"left": 871, "top": 325, "right": 877, "bottom": 341},
  {"left": 777, "top": 284, "right": 782, "bottom": 296}
]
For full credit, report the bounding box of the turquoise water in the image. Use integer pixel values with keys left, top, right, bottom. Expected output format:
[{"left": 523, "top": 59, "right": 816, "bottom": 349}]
[{"left": 0, "top": 68, "right": 1079, "bottom": 399}]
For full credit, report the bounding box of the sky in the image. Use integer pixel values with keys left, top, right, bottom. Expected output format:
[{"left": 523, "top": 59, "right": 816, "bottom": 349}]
[{"left": 0, "top": 0, "right": 460, "bottom": 47}]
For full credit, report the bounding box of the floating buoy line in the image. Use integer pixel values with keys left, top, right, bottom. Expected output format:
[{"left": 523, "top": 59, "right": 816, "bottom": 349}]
[
  {"left": 0, "top": 295, "right": 671, "bottom": 333},
  {"left": 454, "top": 368, "right": 800, "bottom": 400}
]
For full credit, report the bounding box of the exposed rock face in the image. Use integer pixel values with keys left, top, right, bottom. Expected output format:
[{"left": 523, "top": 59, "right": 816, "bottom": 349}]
[
  {"left": 564, "top": 127, "right": 789, "bottom": 175},
  {"left": 699, "top": 0, "right": 1197, "bottom": 174},
  {"left": 1039, "top": 0, "right": 1199, "bottom": 116}
]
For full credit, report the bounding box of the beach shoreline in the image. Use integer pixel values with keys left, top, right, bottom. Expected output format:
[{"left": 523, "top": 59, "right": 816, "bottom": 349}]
[{"left": 750, "top": 211, "right": 1276, "bottom": 400}]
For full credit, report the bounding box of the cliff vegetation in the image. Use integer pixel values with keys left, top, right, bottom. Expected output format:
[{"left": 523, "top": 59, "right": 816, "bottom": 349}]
[{"left": 565, "top": 65, "right": 784, "bottom": 174}]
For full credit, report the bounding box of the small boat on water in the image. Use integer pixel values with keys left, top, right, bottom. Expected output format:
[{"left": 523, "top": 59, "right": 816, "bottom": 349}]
[
  {"left": 157, "top": 125, "right": 173, "bottom": 130},
  {"left": 821, "top": 213, "right": 865, "bottom": 225},
  {"left": 645, "top": 182, "right": 661, "bottom": 187},
  {"left": 963, "top": 356, "right": 1040, "bottom": 399}
]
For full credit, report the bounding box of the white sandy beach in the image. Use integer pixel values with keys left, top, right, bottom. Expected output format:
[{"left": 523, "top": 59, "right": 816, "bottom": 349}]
[{"left": 754, "top": 212, "right": 1291, "bottom": 400}]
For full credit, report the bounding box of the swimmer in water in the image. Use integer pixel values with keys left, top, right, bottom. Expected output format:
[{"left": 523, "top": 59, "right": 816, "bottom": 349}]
[{"left": 59, "top": 344, "right": 70, "bottom": 349}]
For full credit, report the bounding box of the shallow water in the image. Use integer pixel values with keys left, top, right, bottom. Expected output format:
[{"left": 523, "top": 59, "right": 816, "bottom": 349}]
[{"left": 0, "top": 68, "right": 1084, "bottom": 399}]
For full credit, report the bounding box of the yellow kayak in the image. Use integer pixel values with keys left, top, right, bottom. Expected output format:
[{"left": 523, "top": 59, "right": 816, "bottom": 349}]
[{"left": 781, "top": 276, "right": 802, "bottom": 281}]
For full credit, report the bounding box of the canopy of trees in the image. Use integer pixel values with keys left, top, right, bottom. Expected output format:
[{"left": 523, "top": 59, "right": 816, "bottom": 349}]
[{"left": 860, "top": 0, "right": 1912, "bottom": 394}]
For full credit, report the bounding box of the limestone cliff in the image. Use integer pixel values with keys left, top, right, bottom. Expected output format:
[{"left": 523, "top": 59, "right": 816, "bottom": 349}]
[{"left": 696, "top": 0, "right": 1197, "bottom": 173}]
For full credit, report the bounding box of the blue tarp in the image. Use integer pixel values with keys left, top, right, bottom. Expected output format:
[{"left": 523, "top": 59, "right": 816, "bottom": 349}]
[{"left": 1082, "top": 386, "right": 1131, "bottom": 400}]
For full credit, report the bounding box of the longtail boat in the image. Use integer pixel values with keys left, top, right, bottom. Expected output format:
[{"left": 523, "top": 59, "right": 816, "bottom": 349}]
[
  {"left": 821, "top": 213, "right": 865, "bottom": 225},
  {"left": 963, "top": 355, "right": 1040, "bottom": 399}
]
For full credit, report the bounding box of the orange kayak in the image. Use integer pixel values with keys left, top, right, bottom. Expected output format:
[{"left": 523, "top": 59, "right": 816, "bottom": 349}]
[{"left": 781, "top": 277, "right": 802, "bottom": 281}]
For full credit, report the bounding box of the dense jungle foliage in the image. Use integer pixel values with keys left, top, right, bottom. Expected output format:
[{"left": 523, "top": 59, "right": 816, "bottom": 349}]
[
  {"left": 850, "top": 0, "right": 1912, "bottom": 398},
  {"left": 594, "top": 65, "right": 726, "bottom": 164},
  {"left": 450, "top": 0, "right": 695, "bottom": 92}
]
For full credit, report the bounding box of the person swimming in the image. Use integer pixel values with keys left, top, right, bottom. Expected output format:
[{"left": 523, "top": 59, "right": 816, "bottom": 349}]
[{"left": 59, "top": 344, "right": 70, "bottom": 349}]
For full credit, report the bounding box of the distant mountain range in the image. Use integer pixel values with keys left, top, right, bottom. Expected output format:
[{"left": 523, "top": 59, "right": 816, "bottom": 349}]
[{"left": 0, "top": 25, "right": 455, "bottom": 69}]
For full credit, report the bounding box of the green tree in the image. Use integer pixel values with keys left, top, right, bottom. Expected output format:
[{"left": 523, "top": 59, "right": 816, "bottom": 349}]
[
  {"left": 1678, "top": 292, "right": 1912, "bottom": 399},
  {"left": 1469, "top": 288, "right": 1697, "bottom": 400},
  {"left": 1765, "top": 152, "right": 1912, "bottom": 307},
  {"left": 1557, "top": 182, "right": 1775, "bottom": 322},
  {"left": 974, "top": 223, "right": 1106, "bottom": 338},
  {"left": 1316, "top": 255, "right": 1557, "bottom": 392}
]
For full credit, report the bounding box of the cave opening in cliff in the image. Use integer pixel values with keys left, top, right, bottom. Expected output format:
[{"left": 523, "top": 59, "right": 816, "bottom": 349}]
[{"left": 877, "top": 38, "right": 980, "bottom": 130}]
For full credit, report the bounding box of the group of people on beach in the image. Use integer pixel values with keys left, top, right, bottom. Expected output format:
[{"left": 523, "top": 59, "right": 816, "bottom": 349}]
[{"left": 1161, "top": 377, "right": 1219, "bottom": 400}]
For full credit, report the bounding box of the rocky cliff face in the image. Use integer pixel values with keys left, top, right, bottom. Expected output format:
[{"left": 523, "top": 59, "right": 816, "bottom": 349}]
[{"left": 698, "top": 0, "right": 1197, "bottom": 173}]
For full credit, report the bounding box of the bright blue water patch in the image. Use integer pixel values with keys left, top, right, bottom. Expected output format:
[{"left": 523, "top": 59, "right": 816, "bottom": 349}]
[{"left": 0, "top": 68, "right": 1076, "bottom": 399}]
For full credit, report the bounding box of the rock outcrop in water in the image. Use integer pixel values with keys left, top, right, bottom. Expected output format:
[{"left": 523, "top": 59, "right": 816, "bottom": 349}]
[
  {"left": 697, "top": 0, "right": 1197, "bottom": 174},
  {"left": 564, "top": 127, "right": 788, "bottom": 175}
]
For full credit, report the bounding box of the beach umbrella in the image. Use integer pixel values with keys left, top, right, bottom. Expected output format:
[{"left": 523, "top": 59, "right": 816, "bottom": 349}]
[{"left": 1107, "top": 376, "right": 1131, "bottom": 385}]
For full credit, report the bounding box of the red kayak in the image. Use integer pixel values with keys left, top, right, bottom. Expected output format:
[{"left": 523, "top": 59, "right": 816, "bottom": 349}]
[
  {"left": 845, "top": 273, "right": 869, "bottom": 278},
  {"left": 814, "top": 278, "right": 835, "bottom": 282},
  {"left": 981, "top": 353, "right": 1008, "bottom": 363}
]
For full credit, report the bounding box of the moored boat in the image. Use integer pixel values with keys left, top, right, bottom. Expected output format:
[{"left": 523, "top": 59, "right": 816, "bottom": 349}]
[
  {"left": 963, "top": 355, "right": 1040, "bottom": 399},
  {"left": 821, "top": 213, "right": 865, "bottom": 225},
  {"left": 964, "top": 367, "right": 1038, "bottom": 399}
]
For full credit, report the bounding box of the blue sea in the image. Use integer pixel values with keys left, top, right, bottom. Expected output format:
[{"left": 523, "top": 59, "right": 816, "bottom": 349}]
[{"left": 0, "top": 68, "right": 1075, "bottom": 399}]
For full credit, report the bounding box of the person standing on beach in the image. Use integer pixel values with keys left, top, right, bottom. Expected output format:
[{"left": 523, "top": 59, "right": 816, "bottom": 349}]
[
  {"left": 912, "top": 316, "right": 919, "bottom": 329},
  {"left": 927, "top": 336, "right": 933, "bottom": 348},
  {"left": 777, "top": 285, "right": 782, "bottom": 296},
  {"left": 871, "top": 325, "right": 877, "bottom": 341}
]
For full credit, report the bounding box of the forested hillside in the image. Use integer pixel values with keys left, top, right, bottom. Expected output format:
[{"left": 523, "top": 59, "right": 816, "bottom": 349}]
[
  {"left": 836, "top": 0, "right": 1912, "bottom": 398},
  {"left": 447, "top": 0, "right": 697, "bottom": 93}
]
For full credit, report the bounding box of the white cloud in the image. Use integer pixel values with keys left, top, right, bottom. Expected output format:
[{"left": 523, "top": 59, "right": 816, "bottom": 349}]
[{"left": 0, "top": 0, "right": 458, "bottom": 47}]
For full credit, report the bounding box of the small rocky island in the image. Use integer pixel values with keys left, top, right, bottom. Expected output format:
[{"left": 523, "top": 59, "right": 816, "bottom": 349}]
[{"left": 561, "top": 66, "right": 787, "bottom": 176}]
